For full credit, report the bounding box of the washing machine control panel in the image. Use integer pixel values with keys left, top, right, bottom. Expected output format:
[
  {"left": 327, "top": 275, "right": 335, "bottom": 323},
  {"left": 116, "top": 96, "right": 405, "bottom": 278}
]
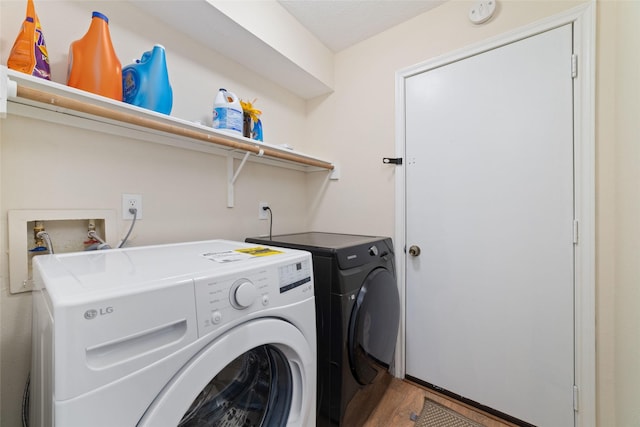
[
  {"left": 193, "top": 257, "right": 312, "bottom": 338},
  {"left": 278, "top": 258, "right": 312, "bottom": 293}
]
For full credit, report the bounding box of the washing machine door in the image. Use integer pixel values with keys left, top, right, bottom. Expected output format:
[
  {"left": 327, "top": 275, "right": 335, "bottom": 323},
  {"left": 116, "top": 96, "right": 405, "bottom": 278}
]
[
  {"left": 348, "top": 267, "right": 400, "bottom": 385},
  {"left": 138, "top": 318, "right": 315, "bottom": 427}
]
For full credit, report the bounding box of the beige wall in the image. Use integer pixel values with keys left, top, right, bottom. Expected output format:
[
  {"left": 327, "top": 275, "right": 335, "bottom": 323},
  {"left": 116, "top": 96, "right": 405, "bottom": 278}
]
[
  {"left": 595, "top": 1, "right": 617, "bottom": 424},
  {"left": 1, "top": 0, "right": 638, "bottom": 426},
  {"left": 611, "top": 1, "right": 640, "bottom": 425}
]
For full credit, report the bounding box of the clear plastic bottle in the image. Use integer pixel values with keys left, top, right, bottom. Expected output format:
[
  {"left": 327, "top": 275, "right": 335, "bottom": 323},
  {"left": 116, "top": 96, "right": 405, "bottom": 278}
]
[{"left": 67, "top": 11, "right": 122, "bottom": 100}]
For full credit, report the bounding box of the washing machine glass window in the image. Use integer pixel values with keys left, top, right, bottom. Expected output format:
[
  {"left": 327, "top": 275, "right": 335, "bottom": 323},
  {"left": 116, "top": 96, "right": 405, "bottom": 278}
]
[
  {"left": 179, "top": 345, "right": 292, "bottom": 427},
  {"left": 348, "top": 267, "right": 400, "bottom": 385},
  {"left": 137, "top": 316, "right": 315, "bottom": 427}
]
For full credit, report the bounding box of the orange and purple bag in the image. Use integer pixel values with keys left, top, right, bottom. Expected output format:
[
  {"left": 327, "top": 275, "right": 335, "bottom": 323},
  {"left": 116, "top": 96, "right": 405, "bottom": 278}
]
[{"left": 7, "top": 0, "right": 51, "bottom": 80}]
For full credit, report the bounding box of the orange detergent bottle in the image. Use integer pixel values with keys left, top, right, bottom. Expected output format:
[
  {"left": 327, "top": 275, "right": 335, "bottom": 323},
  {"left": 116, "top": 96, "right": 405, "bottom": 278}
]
[
  {"left": 67, "top": 11, "right": 122, "bottom": 100},
  {"left": 7, "top": 0, "right": 51, "bottom": 80}
]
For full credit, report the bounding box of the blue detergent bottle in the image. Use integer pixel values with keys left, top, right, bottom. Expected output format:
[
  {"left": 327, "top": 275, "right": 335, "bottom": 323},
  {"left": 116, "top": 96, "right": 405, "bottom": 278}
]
[{"left": 122, "top": 44, "right": 173, "bottom": 114}]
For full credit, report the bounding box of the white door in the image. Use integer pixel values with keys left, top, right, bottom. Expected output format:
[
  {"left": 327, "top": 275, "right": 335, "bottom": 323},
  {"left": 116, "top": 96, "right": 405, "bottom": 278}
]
[{"left": 405, "top": 24, "right": 575, "bottom": 426}]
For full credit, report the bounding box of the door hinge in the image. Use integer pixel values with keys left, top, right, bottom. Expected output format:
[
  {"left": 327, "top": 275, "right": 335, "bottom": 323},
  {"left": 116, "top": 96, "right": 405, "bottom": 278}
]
[
  {"left": 383, "top": 157, "right": 403, "bottom": 165},
  {"left": 573, "top": 385, "right": 579, "bottom": 412},
  {"left": 573, "top": 219, "right": 579, "bottom": 244},
  {"left": 571, "top": 54, "right": 578, "bottom": 79}
]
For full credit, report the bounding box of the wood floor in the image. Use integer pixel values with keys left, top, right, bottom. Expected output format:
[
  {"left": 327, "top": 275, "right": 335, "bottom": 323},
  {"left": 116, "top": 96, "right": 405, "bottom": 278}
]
[{"left": 362, "top": 378, "right": 519, "bottom": 427}]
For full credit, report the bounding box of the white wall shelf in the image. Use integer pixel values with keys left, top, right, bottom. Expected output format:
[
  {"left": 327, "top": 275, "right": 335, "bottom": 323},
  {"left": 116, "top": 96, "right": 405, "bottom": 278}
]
[{"left": 1, "top": 67, "right": 336, "bottom": 207}]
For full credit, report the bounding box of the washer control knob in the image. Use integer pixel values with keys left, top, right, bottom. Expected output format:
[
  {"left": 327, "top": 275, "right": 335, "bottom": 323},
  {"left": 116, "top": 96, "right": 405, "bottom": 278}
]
[
  {"left": 262, "top": 294, "right": 270, "bottom": 306},
  {"left": 369, "top": 245, "right": 379, "bottom": 256},
  {"left": 231, "top": 280, "right": 258, "bottom": 309},
  {"left": 211, "top": 311, "right": 222, "bottom": 324}
]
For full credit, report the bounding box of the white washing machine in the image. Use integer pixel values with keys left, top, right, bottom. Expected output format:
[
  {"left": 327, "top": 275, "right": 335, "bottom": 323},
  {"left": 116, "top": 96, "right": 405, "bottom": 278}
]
[{"left": 30, "top": 240, "right": 316, "bottom": 427}]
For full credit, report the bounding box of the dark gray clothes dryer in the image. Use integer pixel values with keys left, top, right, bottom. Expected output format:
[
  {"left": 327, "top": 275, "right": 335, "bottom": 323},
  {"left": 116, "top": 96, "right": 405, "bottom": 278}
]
[{"left": 245, "top": 232, "right": 400, "bottom": 427}]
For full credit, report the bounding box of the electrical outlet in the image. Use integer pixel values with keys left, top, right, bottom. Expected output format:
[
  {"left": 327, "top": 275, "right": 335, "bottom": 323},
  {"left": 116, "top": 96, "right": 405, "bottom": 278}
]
[
  {"left": 122, "top": 194, "right": 143, "bottom": 220},
  {"left": 258, "top": 202, "right": 269, "bottom": 220}
]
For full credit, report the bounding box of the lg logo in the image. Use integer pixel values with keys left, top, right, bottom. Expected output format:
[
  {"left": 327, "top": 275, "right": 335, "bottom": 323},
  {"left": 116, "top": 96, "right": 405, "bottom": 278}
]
[{"left": 84, "top": 307, "right": 114, "bottom": 320}]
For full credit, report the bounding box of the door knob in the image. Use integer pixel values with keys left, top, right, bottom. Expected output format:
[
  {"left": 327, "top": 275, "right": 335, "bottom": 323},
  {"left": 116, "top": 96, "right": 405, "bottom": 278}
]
[{"left": 408, "top": 245, "right": 421, "bottom": 257}]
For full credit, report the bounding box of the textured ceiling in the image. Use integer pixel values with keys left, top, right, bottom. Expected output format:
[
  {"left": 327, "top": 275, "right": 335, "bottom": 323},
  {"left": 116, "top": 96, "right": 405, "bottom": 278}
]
[{"left": 278, "top": 0, "right": 446, "bottom": 52}]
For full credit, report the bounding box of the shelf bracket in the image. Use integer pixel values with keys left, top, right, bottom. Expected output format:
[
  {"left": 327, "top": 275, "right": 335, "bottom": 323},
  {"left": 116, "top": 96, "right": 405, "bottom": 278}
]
[
  {"left": 1, "top": 67, "right": 18, "bottom": 118},
  {"left": 227, "top": 149, "right": 264, "bottom": 208}
]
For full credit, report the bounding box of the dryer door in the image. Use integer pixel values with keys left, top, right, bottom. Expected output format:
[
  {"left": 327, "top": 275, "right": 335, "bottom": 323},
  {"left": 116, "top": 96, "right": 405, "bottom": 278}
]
[
  {"left": 138, "top": 318, "right": 315, "bottom": 427},
  {"left": 348, "top": 267, "right": 400, "bottom": 385}
]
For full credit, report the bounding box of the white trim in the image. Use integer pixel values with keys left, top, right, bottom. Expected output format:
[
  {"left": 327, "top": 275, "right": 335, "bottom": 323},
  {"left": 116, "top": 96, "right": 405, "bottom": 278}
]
[
  {"left": 571, "top": 3, "right": 597, "bottom": 427},
  {"left": 392, "top": 72, "right": 407, "bottom": 378},
  {"left": 393, "top": 3, "right": 595, "bottom": 427}
]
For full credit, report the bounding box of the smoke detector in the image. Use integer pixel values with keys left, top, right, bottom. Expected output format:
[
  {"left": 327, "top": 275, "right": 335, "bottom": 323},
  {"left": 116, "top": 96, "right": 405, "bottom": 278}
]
[{"left": 469, "top": 0, "right": 496, "bottom": 24}]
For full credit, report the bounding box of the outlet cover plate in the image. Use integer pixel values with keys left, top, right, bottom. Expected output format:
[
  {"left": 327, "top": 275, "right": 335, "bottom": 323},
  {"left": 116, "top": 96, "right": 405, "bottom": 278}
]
[
  {"left": 122, "top": 194, "right": 143, "bottom": 220},
  {"left": 259, "top": 202, "right": 269, "bottom": 220}
]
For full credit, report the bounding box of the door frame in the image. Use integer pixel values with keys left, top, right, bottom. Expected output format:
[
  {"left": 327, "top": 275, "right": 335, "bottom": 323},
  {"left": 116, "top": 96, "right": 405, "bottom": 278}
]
[{"left": 393, "top": 3, "right": 595, "bottom": 426}]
